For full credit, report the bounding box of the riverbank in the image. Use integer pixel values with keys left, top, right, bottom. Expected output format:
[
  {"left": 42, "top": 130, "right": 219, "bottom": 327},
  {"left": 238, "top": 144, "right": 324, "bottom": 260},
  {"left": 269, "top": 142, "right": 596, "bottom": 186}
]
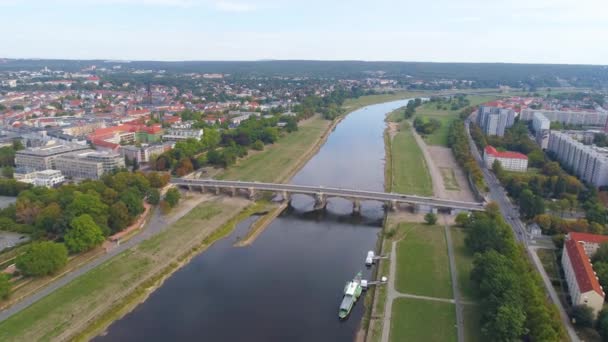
[
  {"left": 234, "top": 201, "right": 287, "bottom": 247},
  {"left": 0, "top": 196, "right": 261, "bottom": 341}
]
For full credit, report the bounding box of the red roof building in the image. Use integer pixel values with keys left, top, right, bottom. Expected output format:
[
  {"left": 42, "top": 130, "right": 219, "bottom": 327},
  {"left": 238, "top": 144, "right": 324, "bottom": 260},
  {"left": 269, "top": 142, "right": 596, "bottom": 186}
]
[
  {"left": 562, "top": 233, "right": 608, "bottom": 317},
  {"left": 483, "top": 145, "right": 528, "bottom": 172}
]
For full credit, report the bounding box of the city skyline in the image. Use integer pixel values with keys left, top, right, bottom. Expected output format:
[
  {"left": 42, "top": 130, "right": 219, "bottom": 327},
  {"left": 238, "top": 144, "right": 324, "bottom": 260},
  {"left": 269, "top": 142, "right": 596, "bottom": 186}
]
[{"left": 1, "top": 0, "right": 607, "bottom": 64}]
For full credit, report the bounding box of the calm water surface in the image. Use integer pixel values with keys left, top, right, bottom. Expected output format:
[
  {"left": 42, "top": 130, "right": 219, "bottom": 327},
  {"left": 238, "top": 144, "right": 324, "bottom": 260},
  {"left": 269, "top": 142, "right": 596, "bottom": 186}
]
[{"left": 97, "top": 100, "right": 410, "bottom": 342}]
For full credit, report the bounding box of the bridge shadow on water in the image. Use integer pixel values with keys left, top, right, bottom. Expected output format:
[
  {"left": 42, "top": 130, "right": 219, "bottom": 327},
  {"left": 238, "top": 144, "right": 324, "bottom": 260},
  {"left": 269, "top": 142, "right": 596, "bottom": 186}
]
[{"left": 282, "top": 199, "right": 384, "bottom": 228}]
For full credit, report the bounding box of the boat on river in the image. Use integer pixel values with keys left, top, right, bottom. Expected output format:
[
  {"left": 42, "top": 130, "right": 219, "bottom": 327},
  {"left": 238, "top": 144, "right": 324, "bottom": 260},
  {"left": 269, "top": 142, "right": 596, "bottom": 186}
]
[{"left": 338, "top": 271, "right": 363, "bottom": 319}]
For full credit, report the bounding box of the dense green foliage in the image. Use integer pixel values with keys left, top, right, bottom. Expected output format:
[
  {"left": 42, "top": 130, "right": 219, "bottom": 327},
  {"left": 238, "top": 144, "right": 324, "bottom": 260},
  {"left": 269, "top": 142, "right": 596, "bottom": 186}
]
[
  {"left": 463, "top": 210, "right": 564, "bottom": 341},
  {"left": 424, "top": 212, "right": 437, "bottom": 225},
  {"left": 16, "top": 241, "right": 68, "bottom": 276},
  {"left": 0, "top": 273, "right": 9, "bottom": 299},
  {"left": 571, "top": 305, "right": 594, "bottom": 328},
  {"left": 64, "top": 214, "right": 105, "bottom": 253},
  {"left": 447, "top": 119, "right": 484, "bottom": 189},
  {"left": 413, "top": 116, "right": 441, "bottom": 135},
  {"left": 0, "top": 171, "right": 168, "bottom": 241},
  {"left": 0, "top": 179, "right": 32, "bottom": 196},
  {"left": 164, "top": 188, "right": 181, "bottom": 208}
]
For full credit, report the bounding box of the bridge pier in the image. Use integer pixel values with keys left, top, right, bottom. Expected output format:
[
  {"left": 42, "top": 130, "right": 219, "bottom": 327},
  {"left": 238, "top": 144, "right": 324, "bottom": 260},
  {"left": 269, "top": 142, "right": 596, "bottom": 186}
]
[
  {"left": 187, "top": 185, "right": 193, "bottom": 192},
  {"left": 199, "top": 185, "right": 205, "bottom": 193},
  {"left": 385, "top": 200, "right": 397, "bottom": 211},
  {"left": 214, "top": 186, "right": 220, "bottom": 195},
  {"left": 314, "top": 192, "right": 326, "bottom": 210},
  {"left": 248, "top": 187, "right": 256, "bottom": 200},
  {"left": 282, "top": 191, "right": 291, "bottom": 203},
  {"left": 352, "top": 199, "right": 361, "bottom": 214},
  {"left": 229, "top": 187, "right": 236, "bottom": 197}
]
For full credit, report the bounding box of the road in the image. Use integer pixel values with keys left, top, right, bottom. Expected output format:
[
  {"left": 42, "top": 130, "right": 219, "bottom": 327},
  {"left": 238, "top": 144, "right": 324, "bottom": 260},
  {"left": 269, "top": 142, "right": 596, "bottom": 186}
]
[
  {"left": 464, "top": 119, "right": 579, "bottom": 342},
  {"left": 0, "top": 194, "right": 209, "bottom": 323},
  {"left": 171, "top": 178, "right": 486, "bottom": 211}
]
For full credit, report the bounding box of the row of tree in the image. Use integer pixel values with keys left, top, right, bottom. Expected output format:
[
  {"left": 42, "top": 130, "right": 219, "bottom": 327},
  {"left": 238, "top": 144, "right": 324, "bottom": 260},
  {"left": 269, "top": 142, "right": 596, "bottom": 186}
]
[
  {"left": 447, "top": 119, "right": 485, "bottom": 190},
  {"left": 462, "top": 207, "right": 564, "bottom": 340}
]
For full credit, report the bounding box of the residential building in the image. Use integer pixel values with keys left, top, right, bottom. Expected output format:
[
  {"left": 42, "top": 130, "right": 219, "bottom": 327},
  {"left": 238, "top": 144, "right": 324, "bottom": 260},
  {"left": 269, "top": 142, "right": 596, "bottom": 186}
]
[
  {"left": 477, "top": 106, "right": 515, "bottom": 137},
  {"left": 521, "top": 108, "right": 607, "bottom": 126},
  {"left": 483, "top": 145, "right": 528, "bottom": 172},
  {"left": 562, "top": 232, "right": 608, "bottom": 318},
  {"left": 121, "top": 142, "right": 174, "bottom": 163},
  {"left": 162, "top": 123, "right": 203, "bottom": 141},
  {"left": 532, "top": 112, "right": 551, "bottom": 149},
  {"left": 55, "top": 151, "right": 125, "bottom": 180},
  {"left": 547, "top": 131, "right": 608, "bottom": 187},
  {"left": 15, "top": 142, "right": 91, "bottom": 171}
]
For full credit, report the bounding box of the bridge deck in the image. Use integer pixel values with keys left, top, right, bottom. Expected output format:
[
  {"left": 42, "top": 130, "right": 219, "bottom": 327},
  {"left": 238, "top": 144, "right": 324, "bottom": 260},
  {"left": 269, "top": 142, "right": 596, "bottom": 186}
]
[{"left": 172, "top": 178, "right": 486, "bottom": 211}]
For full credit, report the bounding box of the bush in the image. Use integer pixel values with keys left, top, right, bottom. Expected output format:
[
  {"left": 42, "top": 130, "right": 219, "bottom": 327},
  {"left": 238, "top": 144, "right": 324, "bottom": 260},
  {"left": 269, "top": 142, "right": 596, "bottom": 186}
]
[
  {"left": 424, "top": 212, "right": 437, "bottom": 225},
  {"left": 165, "top": 188, "right": 181, "bottom": 208},
  {"left": 571, "top": 305, "right": 594, "bottom": 328},
  {"left": 252, "top": 140, "right": 264, "bottom": 151},
  {"left": 0, "top": 273, "right": 10, "bottom": 299},
  {"left": 147, "top": 188, "right": 160, "bottom": 205},
  {"left": 16, "top": 241, "right": 68, "bottom": 276}
]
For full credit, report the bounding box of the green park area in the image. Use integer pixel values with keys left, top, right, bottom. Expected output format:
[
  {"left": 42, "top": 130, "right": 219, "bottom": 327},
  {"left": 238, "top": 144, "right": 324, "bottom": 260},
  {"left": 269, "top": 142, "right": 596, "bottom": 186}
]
[
  {"left": 389, "top": 123, "right": 433, "bottom": 196},
  {"left": 0, "top": 199, "right": 257, "bottom": 341},
  {"left": 217, "top": 116, "right": 331, "bottom": 182},
  {"left": 416, "top": 95, "right": 499, "bottom": 146},
  {"left": 389, "top": 297, "right": 457, "bottom": 342},
  {"left": 395, "top": 223, "right": 452, "bottom": 298}
]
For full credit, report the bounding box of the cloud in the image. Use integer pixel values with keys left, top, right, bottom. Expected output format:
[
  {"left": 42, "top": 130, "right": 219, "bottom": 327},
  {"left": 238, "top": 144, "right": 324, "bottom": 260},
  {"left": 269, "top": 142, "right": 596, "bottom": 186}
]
[{"left": 214, "top": 1, "right": 256, "bottom": 12}]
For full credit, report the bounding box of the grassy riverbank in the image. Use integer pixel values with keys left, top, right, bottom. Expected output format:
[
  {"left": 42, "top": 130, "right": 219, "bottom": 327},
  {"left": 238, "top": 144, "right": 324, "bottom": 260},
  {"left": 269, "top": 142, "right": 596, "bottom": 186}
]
[
  {"left": 217, "top": 115, "right": 332, "bottom": 183},
  {"left": 342, "top": 92, "right": 423, "bottom": 112},
  {"left": 0, "top": 197, "right": 263, "bottom": 341}
]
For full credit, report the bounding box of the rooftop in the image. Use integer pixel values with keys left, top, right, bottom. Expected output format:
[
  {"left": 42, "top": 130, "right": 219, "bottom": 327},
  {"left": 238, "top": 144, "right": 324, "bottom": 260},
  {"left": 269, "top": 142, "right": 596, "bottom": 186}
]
[
  {"left": 484, "top": 145, "right": 528, "bottom": 160},
  {"left": 565, "top": 239, "right": 604, "bottom": 297}
]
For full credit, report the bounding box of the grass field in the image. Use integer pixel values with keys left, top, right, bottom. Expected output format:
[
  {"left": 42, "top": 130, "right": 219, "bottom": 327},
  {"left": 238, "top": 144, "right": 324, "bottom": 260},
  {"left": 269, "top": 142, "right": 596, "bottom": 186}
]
[
  {"left": 390, "top": 125, "right": 433, "bottom": 196},
  {"left": 395, "top": 223, "right": 452, "bottom": 298},
  {"left": 440, "top": 167, "right": 460, "bottom": 190},
  {"left": 450, "top": 228, "right": 476, "bottom": 301},
  {"left": 390, "top": 297, "right": 457, "bottom": 342},
  {"left": 0, "top": 199, "right": 253, "bottom": 341},
  {"left": 217, "top": 116, "right": 331, "bottom": 182},
  {"left": 417, "top": 95, "right": 499, "bottom": 146},
  {"left": 463, "top": 305, "right": 483, "bottom": 342}
]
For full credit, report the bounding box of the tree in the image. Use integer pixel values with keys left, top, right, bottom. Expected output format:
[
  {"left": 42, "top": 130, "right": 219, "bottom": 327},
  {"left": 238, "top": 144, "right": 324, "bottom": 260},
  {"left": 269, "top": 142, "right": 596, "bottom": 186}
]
[
  {"left": 1, "top": 166, "right": 13, "bottom": 178},
  {"left": 252, "top": 140, "right": 264, "bottom": 151},
  {"left": 147, "top": 188, "right": 160, "bottom": 205},
  {"left": 455, "top": 212, "right": 469, "bottom": 226},
  {"left": 597, "top": 309, "right": 608, "bottom": 342},
  {"left": 16, "top": 241, "right": 68, "bottom": 276},
  {"left": 165, "top": 188, "right": 181, "bottom": 208},
  {"left": 66, "top": 192, "right": 108, "bottom": 228},
  {"left": 571, "top": 305, "right": 594, "bottom": 328},
  {"left": 64, "top": 214, "right": 105, "bottom": 253},
  {"left": 424, "top": 212, "right": 437, "bottom": 225},
  {"left": 492, "top": 160, "right": 504, "bottom": 179},
  {"left": 108, "top": 202, "right": 131, "bottom": 233},
  {"left": 35, "top": 203, "right": 65, "bottom": 237},
  {"left": 0, "top": 273, "right": 10, "bottom": 299},
  {"left": 120, "top": 188, "right": 144, "bottom": 217}
]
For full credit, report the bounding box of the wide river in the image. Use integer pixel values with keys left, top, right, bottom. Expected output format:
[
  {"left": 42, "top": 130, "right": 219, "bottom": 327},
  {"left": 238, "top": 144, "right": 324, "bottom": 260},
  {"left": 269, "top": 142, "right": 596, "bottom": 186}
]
[{"left": 97, "top": 99, "right": 411, "bottom": 341}]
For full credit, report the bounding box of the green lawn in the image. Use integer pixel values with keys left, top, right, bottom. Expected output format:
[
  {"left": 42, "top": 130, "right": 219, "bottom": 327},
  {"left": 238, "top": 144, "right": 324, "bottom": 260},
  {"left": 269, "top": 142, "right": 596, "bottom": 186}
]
[
  {"left": 390, "top": 297, "right": 457, "bottom": 342},
  {"left": 450, "top": 228, "right": 476, "bottom": 301},
  {"left": 217, "top": 116, "right": 331, "bottom": 182},
  {"left": 417, "top": 95, "right": 499, "bottom": 146},
  {"left": 395, "top": 224, "right": 452, "bottom": 298},
  {"left": 0, "top": 199, "right": 248, "bottom": 341},
  {"left": 463, "top": 304, "right": 483, "bottom": 342},
  {"left": 390, "top": 126, "right": 433, "bottom": 196}
]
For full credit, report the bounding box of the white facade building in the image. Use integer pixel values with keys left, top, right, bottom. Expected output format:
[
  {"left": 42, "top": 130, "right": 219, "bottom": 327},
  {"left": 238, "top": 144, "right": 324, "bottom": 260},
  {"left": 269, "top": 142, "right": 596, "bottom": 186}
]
[
  {"left": 547, "top": 131, "right": 608, "bottom": 187},
  {"left": 533, "top": 112, "right": 551, "bottom": 149},
  {"left": 477, "top": 106, "right": 515, "bottom": 137},
  {"left": 521, "top": 108, "right": 607, "bottom": 126},
  {"left": 483, "top": 145, "right": 528, "bottom": 172},
  {"left": 14, "top": 169, "right": 65, "bottom": 187},
  {"left": 562, "top": 232, "right": 608, "bottom": 318}
]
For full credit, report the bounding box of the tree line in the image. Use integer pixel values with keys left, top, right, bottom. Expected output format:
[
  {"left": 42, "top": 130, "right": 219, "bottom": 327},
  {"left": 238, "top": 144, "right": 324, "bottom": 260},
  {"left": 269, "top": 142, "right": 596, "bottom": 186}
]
[
  {"left": 461, "top": 206, "right": 564, "bottom": 340},
  {"left": 447, "top": 119, "right": 485, "bottom": 190}
]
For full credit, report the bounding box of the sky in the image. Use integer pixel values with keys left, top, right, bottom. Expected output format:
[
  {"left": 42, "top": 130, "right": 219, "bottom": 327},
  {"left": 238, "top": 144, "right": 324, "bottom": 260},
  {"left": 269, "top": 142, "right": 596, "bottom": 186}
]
[{"left": 0, "top": 0, "right": 607, "bottom": 64}]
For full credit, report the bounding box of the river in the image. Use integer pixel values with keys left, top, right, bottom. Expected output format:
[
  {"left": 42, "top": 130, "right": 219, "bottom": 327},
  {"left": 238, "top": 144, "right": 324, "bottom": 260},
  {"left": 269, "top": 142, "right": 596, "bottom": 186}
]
[{"left": 96, "top": 99, "right": 411, "bottom": 342}]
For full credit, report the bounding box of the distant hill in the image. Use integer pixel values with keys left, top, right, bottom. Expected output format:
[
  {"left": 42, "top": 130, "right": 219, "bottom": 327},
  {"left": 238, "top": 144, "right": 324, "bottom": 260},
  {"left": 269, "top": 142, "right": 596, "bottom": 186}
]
[{"left": 1, "top": 59, "right": 607, "bottom": 88}]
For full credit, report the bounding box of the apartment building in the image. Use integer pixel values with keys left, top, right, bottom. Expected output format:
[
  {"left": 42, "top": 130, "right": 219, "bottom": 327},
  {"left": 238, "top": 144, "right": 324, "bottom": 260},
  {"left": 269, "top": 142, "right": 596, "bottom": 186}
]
[
  {"left": 476, "top": 106, "right": 515, "bottom": 137},
  {"left": 562, "top": 232, "right": 608, "bottom": 318},
  {"left": 521, "top": 108, "right": 607, "bottom": 126},
  {"left": 162, "top": 125, "right": 203, "bottom": 141},
  {"left": 483, "top": 145, "right": 528, "bottom": 172},
  {"left": 121, "top": 142, "right": 174, "bottom": 163},
  {"left": 532, "top": 112, "right": 551, "bottom": 149},
  {"left": 15, "top": 143, "right": 91, "bottom": 171},
  {"left": 55, "top": 151, "right": 125, "bottom": 180},
  {"left": 547, "top": 131, "right": 608, "bottom": 187}
]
